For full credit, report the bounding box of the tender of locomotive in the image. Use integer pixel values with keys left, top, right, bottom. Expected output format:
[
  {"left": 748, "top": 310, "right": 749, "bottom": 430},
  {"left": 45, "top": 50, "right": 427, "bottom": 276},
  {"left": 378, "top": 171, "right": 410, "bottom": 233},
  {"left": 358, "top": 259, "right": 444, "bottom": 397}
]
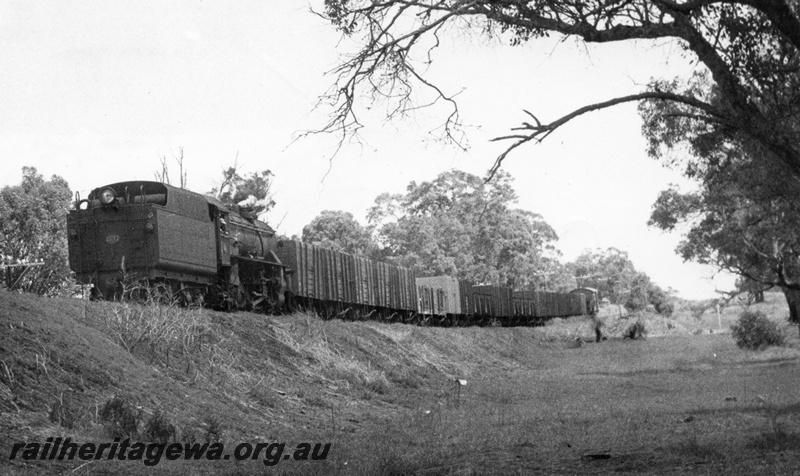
[{"left": 67, "top": 181, "right": 286, "bottom": 310}]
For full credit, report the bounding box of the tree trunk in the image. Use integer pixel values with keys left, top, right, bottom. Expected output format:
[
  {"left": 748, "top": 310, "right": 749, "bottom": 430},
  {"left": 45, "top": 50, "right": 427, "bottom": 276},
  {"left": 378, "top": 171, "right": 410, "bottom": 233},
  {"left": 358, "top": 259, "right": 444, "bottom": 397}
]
[{"left": 781, "top": 287, "right": 800, "bottom": 336}]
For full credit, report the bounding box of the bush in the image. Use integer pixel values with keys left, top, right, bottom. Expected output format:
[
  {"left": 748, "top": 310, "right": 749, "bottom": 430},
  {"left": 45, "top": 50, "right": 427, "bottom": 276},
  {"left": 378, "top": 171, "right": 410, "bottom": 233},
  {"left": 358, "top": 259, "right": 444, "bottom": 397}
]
[
  {"left": 689, "top": 300, "right": 715, "bottom": 319},
  {"left": 203, "top": 415, "right": 224, "bottom": 443},
  {"left": 623, "top": 320, "right": 647, "bottom": 340},
  {"left": 386, "top": 368, "right": 424, "bottom": 389},
  {"left": 99, "top": 395, "right": 141, "bottom": 439},
  {"left": 49, "top": 393, "right": 81, "bottom": 429},
  {"left": 180, "top": 425, "right": 199, "bottom": 445},
  {"left": 102, "top": 282, "right": 211, "bottom": 359},
  {"left": 731, "top": 309, "right": 784, "bottom": 350},
  {"left": 655, "top": 300, "right": 675, "bottom": 317},
  {"left": 143, "top": 409, "right": 176, "bottom": 444}
]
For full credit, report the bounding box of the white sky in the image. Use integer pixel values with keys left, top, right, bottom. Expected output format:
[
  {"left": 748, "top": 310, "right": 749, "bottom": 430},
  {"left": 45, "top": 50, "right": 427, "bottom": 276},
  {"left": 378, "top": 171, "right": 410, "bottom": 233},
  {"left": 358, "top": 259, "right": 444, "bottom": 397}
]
[{"left": 0, "top": 1, "right": 736, "bottom": 299}]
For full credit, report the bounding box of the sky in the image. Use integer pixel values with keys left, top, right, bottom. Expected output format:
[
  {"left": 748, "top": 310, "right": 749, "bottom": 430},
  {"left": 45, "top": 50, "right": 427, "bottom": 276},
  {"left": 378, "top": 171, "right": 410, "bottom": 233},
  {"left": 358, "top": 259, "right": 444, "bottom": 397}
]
[{"left": 0, "top": 1, "right": 737, "bottom": 299}]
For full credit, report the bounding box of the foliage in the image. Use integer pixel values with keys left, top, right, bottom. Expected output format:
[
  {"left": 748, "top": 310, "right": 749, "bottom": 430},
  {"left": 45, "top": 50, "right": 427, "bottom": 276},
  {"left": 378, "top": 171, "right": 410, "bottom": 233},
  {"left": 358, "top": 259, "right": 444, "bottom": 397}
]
[
  {"left": 368, "top": 169, "right": 565, "bottom": 289},
  {"left": 731, "top": 309, "right": 785, "bottom": 350},
  {"left": 689, "top": 300, "right": 716, "bottom": 320},
  {"left": 644, "top": 83, "right": 800, "bottom": 277},
  {"left": 645, "top": 117, "right": 800, "bottom": 326},
  {"left": 209, "top": 166, "right": 276, "bottom": 218},
  {"left": 623, "top": 320, "right": 647, "bottom": 340},
  {"left": 567, "top": 248, "right": 670, "bottom": 312},
  {"left": 152, "top": 151, "right": 275, "bottom": 218},
  {"left": 636, "top": 17, "right": 800, "bottom": 331},
  {"left": 569, "top": 248, "right": 632, "bottom": 304},
  {"left": 657, "top": 300, "right": 675, "bottom": 318},
  {"left": 736, "top": 277, "right": 767, "bottom": 304},
  {"left": 301, "top": 210, "right": 377, "bottom": 256},
  {"left": 642, "top": 72, "right": 800, "bottom": 332},
  {"left": 0, "top": 167, "right": 72, "bottom": 295}
]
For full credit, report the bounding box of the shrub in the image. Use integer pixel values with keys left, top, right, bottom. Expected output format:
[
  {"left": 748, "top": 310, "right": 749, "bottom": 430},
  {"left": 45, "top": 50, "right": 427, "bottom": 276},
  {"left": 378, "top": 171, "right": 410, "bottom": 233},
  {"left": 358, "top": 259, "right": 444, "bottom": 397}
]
[
  {"left": 564, "top": 337, "right": 583, "bottom": 348},
  {"left": 144, "top": 409, "right": 176, "bottom": 444},
  {"left": 303, "top": 392, "right": 328, "bottom": 407},
  {"left": 623, "top": 320, "right": 647, "bottom": 340},
  {"left": 49, "top": 393, "right": 81, "bottom": 429},
  {"left": 387, "top": 368, "right": 424, "bottom": 389},
  {"left": 656, "top": 301, "right": 675, "bottom": 317},
  {"left": 730, "top": 309, "right": 784, "bottom": 350},
  {"left": 365, "top": 376, "right": 390, "bottom": 395},
  {"left": 180, "top": 425, "right": 199, "bottom": 445},
  {"left": 102, "top": 283, "right": 211, "bottom": 360},
  {"left": 203, "top": 415, "right": 224, "bottom": 443},
  {"left": 248, "top": 385, "right": 279, "bottom": 408},
  {"left": 689, "top": 299, "right": 716, "bottom": 319},
  {"left": 99, "top": 395, "right": 141, "bottom": 439}
]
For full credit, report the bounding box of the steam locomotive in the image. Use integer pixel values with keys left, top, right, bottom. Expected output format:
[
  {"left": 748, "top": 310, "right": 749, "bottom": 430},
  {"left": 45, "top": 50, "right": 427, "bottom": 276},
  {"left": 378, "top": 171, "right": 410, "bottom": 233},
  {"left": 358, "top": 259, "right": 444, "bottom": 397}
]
[{"left": 67, "top": 181, "right": 596, "bottom": 324}]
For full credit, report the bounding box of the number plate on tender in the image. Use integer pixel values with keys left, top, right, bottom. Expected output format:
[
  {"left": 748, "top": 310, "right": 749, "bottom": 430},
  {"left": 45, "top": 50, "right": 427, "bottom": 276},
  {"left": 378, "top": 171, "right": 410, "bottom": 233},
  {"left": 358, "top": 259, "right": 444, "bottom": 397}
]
[{"left": 106, "top": 234, "right": 120, "bottom": 244}]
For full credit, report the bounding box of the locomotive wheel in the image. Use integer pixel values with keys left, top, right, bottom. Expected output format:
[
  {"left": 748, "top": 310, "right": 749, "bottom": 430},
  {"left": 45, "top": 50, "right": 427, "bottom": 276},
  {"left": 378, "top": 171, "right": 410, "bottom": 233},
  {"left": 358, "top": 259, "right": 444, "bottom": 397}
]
[{"left": 180, "top": 289, "right": 194, "bottom": 307}]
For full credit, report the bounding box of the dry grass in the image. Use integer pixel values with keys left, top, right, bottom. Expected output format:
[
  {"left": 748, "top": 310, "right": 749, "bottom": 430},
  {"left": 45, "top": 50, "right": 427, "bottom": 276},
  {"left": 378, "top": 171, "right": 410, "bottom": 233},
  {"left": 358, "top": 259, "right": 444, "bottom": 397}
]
[
  {"left": 1, "top": 289, "right": 799, "bottom": 475},
  {"left": 337, "top": 333, "right": 800, "bottom": 474}
]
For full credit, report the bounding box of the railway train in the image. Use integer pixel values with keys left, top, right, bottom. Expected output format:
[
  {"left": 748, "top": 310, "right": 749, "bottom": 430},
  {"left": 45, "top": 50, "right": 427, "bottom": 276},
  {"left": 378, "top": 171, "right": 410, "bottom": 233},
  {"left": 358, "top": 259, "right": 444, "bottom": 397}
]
[{"left": 67, "top": 180, "right": 598, "bottom": 325}]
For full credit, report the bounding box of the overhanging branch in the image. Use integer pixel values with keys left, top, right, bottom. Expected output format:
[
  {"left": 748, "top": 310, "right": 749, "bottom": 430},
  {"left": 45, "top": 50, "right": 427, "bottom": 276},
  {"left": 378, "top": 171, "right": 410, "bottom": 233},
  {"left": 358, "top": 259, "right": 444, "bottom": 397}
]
[{"left": 486, "top": 91, "right": 727, "bottom": 179}]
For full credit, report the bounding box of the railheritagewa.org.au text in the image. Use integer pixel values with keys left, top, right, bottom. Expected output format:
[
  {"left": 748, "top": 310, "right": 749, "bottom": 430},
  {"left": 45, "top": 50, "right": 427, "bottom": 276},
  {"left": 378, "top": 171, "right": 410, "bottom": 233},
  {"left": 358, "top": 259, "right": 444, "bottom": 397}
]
[{"left": 9, "top": 437, "right": 331, "bottom": 466}]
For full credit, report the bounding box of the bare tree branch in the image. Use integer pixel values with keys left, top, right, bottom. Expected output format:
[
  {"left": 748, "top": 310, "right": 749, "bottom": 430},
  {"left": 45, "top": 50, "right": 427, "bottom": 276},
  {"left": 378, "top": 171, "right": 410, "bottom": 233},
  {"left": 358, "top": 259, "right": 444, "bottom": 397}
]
[
  {"left": 486, "top": 91, "right": 726, "bottom": 179},
  {"left": 154, "top": 147, "right": 187, "bottom": 188}
]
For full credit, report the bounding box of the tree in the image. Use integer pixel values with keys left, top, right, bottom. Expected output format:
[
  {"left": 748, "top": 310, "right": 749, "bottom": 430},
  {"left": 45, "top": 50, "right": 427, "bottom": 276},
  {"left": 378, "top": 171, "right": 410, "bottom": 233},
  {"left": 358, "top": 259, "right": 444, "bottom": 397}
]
[
  {"left": 209, "top": 164, "right": 276, "bottom": 219},
  {"left": 569, "top": 248, "right": 635, "bottom": 305},
  {"left": 319, "top": 1, "right": 800, "bottom": 183},
  {"left": 567, "top": 248, "right": 670, "bottom": 312},
  {"left": 530, "top": 259, "right": 578, "bottom": 293},
  {"left": 0, "top": 167, "right": 73, "bottom": 295},
  {"left": 301, "top": 210, "right": 378, "bottom": 256},
  {"left": 368, "top": 169, "right": 562, "bottom": 288},
  {"left": 151, "top": 151, "right": 276, "bottom": 219},
  {"left": 641, "top": 63, "right": 800, "bottom": 331},
  {"left": 649, "top": 176, "right": 800, "bottom": 329},
  {"left": 154, "top": 147, "right": 188, "bottom": 189},
  {"left": 736, "top": 276, "right": 767, "bottom": 304},
  {"left": 152, "top": 151, "right": 276, "bottom": 219}
]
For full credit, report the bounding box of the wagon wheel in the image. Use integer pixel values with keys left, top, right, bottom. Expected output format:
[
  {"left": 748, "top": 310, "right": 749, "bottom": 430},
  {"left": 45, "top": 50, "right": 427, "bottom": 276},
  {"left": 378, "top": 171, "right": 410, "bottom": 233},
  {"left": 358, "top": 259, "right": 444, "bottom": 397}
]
[
  {"left": 148, "top": 281, "right": 176, "bottom": 305},
  {"left": 89, "top": 286, "right": 102, "bottom": 301},
  {"left": 177, "top": 287, "right": 204, "bottom": 308}
]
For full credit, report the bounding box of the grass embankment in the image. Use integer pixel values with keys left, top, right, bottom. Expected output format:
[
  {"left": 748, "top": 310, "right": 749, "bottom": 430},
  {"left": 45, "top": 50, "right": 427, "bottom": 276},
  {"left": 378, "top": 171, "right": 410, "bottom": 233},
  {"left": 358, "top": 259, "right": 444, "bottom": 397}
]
[{"left": 1, "top": 290, "right": 799, "bottom": 475}]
